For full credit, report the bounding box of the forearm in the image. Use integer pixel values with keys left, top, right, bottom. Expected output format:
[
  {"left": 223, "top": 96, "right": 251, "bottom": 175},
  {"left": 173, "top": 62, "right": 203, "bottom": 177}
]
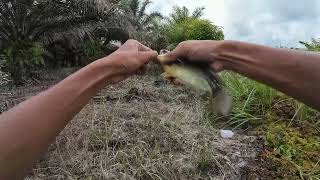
[
  {"left": 218, "top": 40, "right": 320, "bottom": 110},
  {"left": 0, "top": 57, "right": 120, "bottom": 179}
]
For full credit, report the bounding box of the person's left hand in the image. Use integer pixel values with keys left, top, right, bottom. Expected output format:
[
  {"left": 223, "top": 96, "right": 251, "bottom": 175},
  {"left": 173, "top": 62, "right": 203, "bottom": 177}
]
[{"left": 100, "top": 39, "right": 158, "bottom": 83}]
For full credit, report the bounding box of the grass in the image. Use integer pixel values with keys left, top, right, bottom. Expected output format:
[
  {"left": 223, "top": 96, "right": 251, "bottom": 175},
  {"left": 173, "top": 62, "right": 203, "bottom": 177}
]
[
  {"left": 27, "top": 69, "right": 262, "bottom": 180},
  {"left": 19, "top": 66, "right": 319, "bottom": 179},
  {"left": 215, "top": 72, "right": 320, "bottom": 179}
]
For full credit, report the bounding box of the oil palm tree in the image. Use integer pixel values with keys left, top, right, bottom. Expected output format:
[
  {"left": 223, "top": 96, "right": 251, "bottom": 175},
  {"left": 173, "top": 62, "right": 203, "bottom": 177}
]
[
  {"left": 170, "top": 6, "right": 205, "bottom": 24},
  {"left": 0, "top": 0, "right": 134, "bottom": 82},
  {"left": 120, "top": 0, "right": 163, "bottom": 42},
  {"left": 0, "top": 0, "right": 135, "bottom": 49}
]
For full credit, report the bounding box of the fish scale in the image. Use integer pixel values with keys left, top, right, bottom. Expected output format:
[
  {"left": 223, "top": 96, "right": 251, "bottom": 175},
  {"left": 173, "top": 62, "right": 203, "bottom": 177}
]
[{"left": 158, "top": 49, "right": 233, "bottom": 116}]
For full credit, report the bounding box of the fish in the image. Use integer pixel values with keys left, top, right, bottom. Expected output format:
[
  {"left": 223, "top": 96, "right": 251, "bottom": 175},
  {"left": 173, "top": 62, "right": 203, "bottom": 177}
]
[{"left": 157, "top": 49, "right": 233, "bottom": 116}]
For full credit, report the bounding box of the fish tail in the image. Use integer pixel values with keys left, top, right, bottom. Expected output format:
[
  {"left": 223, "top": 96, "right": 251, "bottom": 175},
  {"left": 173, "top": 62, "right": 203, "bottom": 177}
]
[{"left": 211, "top": 89, "right": 233, "bottom": 116}]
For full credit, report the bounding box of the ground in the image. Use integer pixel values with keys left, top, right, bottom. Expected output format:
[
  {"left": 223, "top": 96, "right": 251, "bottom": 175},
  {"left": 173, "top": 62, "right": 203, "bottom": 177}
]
[{"left": 0, "top": 66, "right": 318, "bottom": 180}]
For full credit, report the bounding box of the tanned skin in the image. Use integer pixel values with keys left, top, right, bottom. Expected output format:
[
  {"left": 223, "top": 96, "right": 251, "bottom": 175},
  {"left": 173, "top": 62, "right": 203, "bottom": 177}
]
[
  {"left": 161, "top": 40, "right": 320, "bottom": 110},
  {"left": 0, "top": 40, "right": 158, "bottom": 179},
  {"left": 0, "top": 39, "right": 319, "bottom": 179}
]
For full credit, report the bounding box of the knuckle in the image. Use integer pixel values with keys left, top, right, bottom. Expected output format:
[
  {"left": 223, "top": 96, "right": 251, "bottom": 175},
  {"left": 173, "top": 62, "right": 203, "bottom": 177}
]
[
  {"left": 127, "top": 39, "right": 137, "bottom": 44},
  {"left": 178, "top": 41, "right": 188, "bottom": 48},
  {"left": 176, "top": 41, "right": 192, "bottom": 55}
]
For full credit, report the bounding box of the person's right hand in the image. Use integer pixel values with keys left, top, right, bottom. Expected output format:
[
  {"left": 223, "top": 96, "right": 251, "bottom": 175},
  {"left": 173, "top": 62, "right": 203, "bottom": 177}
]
[{"left": 158, "top": 40, "right": 227, "bottom": 72}]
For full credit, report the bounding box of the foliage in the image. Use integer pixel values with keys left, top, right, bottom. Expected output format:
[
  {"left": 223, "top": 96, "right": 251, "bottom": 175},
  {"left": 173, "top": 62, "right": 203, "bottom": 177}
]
[
  {"left": 187, "top": 19, "right": 224, "bottom": 41},
  {"left": 0, "top": 0, "right": 131, "bottom": 48},
  {"left": 165, "top": 6, "right": 224, "bottom": 48},
  {"left": 299, "top": 38, "right": 320, "bottom": 51},
  {"left": 210, "top": 72, "right": 319, "bottom": 128},
  {"left": 84, "top": 39, "right": 105, "bottom": 61},
  {"left": 143, "top": 18, "right": 169, "bottom": 51},
  {"left": 0, "top": 56, "right": 10, "bottom": 86},
  {"left": 0, "top": 0, "right": 136, "bottom": 82},
  {"left": 207, "top": 72, "right": 279, "bottom": 128},
  {"left": 120, "top": 0, "right": 164, "bottom": 47},
  {"left": 2, "top": 42, "right": 44, "bottom": 83},
  {"left": 209, "top": 72, "right": 320, "bottom": 179},
  {"left": 170, "top": 6, "right": 205, "bottom": 24},
  {"left": 121, "top": 0, "right": 163, "bottom": 31},
  {"left": 265, "top": 121, "right": 320, "bottom": 179}
]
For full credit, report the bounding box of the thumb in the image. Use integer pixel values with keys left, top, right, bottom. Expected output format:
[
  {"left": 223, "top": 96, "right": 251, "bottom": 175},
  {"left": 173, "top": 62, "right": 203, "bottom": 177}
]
[
  {"left": 139, "top": 50, "right": 158, "bottom": 63},
  {"left": 157, "top": 50, "right": 177, "bottom": 64}
]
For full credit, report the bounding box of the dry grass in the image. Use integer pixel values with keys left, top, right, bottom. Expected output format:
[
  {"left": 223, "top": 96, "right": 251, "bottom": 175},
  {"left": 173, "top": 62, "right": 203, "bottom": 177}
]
[{"left": 26, "top": 68, "right": 262, "bottom": 180}]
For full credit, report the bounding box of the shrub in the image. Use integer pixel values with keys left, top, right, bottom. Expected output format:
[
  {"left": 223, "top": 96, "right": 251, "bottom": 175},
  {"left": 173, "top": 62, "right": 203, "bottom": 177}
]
[
  {"left": 165, "top": 18, "right": 224, "bottom": 47},
  {"left": 187, "top": 19, "right": 224, "bottom": 41},
  {"left": 2, "top": 42, "right": 44, "bottom": 84},
  {"left": 84, "top": 39, "right": 105, "bottom": 61},
  {"left": 299, "top": 38, "right": 320, "bottom": 52}
]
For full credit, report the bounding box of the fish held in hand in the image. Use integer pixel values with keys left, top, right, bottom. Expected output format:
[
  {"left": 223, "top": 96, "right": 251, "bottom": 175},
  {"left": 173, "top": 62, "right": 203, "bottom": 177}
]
[{"left": 157, "top": 49, "right": 232, "bottom": 116}]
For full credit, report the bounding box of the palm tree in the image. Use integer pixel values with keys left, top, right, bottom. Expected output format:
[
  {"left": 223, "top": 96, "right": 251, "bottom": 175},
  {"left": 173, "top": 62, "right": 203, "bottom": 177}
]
[
  {"left": 170, "top": 6, "right": 205, "bottom": 24},
  {"left": 0, "top": 0, "right": 134, "bottom": 82},
  {"left": 165, "top": 6, "right": 224, "bottom": 49},
  {"left": 0, "top": 0, "right": 135, "bottom": 48},
  {"left": 120, "top": 0, "right": 163, "bottom": 41}
]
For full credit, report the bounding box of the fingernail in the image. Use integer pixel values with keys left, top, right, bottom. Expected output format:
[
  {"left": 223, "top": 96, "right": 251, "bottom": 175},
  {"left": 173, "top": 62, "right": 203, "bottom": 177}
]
[{"left": 158, "top": 54, "right": 166, "bottom": 57}]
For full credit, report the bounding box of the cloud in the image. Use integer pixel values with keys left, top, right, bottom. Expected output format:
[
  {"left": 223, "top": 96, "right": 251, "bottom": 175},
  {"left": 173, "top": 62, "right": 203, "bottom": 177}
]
[
  {"left": 224, "top": 0, "right": 320, "bottom": 46},
  {"left": 149, "top": 0, "right": 320, "bottom": 47}
]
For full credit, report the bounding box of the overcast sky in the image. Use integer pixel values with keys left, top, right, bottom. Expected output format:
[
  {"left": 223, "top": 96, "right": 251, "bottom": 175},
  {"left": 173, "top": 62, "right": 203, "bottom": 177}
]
[{"left": 148, "top": 0, "right": 320, "bottom": 47}]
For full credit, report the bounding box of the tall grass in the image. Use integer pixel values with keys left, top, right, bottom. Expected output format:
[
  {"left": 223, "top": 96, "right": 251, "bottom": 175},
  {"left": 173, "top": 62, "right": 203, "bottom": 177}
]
[
  {"left": 211, "top": 72, "right": 278, "bottom": 128},
  {"left": 215, "top": 72, "right": 318, "bottom": 129},
  {"left": 215, "top": 72, "right": 320, "bottom": 179}
]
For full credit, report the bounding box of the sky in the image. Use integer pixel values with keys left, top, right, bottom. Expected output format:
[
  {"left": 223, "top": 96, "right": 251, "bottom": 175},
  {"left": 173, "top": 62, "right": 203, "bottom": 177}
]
[{"left": 148, "top": 0, "right": 320, "bottom": 47}]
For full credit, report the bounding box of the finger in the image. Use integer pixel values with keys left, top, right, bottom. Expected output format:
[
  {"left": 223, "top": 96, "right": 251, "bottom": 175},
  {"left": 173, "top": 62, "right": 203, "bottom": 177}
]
[
  {"left": 157, "top": 44, "right": 187, "bottom": 63},
  {"left": 137, "top": 42, "right": 152, "bottom": 52},
  {"left": 157, "top": 51, "right": 177, "bottom": 64},
  {"left": 139, "top": 50, "right": 158, "bottom": 63},
  {"left": 210, "top": 61, "right": 224, "bottom": 73}
]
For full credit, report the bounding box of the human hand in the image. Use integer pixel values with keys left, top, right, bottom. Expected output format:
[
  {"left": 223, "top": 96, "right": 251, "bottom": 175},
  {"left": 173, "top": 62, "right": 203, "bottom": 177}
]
[
  {"left": 158, "top": 40, "right": 226, "bottom": 72},
  {"left": 104, "top": 39, "right": 158, "bottom": 83}
]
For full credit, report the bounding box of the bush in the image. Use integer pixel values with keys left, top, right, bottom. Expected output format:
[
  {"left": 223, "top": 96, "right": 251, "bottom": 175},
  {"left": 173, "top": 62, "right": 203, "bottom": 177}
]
[
  {"left": 166, "top": 18, "right": 224, "bottom": 47},
  {"left": 84, "top": 39, "right": 105, "bottom": 61},
  {"left": 299, "top": 38, "right": 320, "bottom": 51},
  {"left": 187, "top": 19, "right": 224, "bottom": 41},
  {"left": 2, "top": 42, "right": 44, "bottom": 84}
]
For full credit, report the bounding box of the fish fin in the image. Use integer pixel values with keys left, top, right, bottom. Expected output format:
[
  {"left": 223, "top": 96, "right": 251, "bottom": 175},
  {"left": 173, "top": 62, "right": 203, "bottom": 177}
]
[{"left": 161, "top": 72, "right": 185, "bottom": 86}]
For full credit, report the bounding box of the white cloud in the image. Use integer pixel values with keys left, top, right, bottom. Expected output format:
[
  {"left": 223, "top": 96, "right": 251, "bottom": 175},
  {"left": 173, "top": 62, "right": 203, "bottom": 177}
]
[
  {"left": 148, "top": 0, "right": 320, "bottom": 47},
  {"left": 148, "top": 0, "right": 225, "bottom": 25}
]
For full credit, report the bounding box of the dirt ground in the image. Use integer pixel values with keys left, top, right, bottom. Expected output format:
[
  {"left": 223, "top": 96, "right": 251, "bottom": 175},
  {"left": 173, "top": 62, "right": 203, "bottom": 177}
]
[{"left": 1, "top": 67, "right": 280, "bottom": 180}]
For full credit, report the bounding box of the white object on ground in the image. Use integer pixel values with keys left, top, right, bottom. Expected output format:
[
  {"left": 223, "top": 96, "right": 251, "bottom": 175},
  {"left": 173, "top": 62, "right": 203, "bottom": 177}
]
[{"left": 220, "top": 130, "right": 234, "bottom": 139}]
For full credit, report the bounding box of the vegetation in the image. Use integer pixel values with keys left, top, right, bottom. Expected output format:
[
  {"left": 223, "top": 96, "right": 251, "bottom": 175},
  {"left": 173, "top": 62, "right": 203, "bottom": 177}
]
[
  {"left": 300, "top": 38, "right": 320, "bottom": 51},
  {"left": 0, "top": 1, "right": 225, "bottom": 84},
  {"left": 216, "top": 71, "right": 320, "bottom": 179},
  {"left": 165, "top": 6, "right": 224, "bottom": 49},
  {"left": 0, "top": 0, "right": 133, "bottom": 83},
  {"left": 0, "top": 1, "right": 319, "bottom": 179}
]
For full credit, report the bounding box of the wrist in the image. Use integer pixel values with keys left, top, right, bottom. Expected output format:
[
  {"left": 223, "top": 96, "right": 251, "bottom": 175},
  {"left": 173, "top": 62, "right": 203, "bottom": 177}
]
[
  {"left": 94, "top": 55, "right": 125, "bottom": 76},
  {"left": 215, "top": 40, "right": 255, "bottom": 71}
]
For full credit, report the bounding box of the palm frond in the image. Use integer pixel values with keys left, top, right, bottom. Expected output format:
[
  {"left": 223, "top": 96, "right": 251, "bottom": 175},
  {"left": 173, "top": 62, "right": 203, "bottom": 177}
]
[
  {"left": 141, "top": 11, "right": 163, "bottom": 27},
  {"left": 129, "top": 0, "right": 139, "bottom": 17},
  {"left": 192, "top": 7, "right": 205, "bottom": 18},
  {"left": 0, "top": 0, "right": 136, "bottom": 48},
  {"left": 138, "top": 0, "right": 151, "bottom": 18}
]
